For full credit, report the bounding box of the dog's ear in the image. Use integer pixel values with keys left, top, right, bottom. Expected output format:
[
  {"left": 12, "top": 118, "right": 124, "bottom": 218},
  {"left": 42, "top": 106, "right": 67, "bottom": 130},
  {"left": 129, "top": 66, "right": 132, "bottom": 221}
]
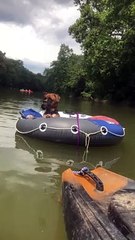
[
  {"left": 46, "top": 93, "right": 60, "bottom": 103},
  {"left": 54, "top": 94, "right": 60, "bottom": 103},
  {"left": 50, "top": 94, "right": 60, "bottom": 102}
]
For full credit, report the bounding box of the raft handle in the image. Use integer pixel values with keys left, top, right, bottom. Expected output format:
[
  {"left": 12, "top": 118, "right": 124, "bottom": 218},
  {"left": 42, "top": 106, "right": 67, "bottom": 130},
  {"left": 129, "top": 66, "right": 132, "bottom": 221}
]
[
  {"left": 86, "top": 171, "right": 104, "bottom": 191},
  {"left": 100, "top": 126, "right": 108, "bottom": 135},
  {"left": 39, "top": 122, "right": 47, "bottom": 132},
  {"left": 74, "top": 167, "right": 104, "bottom": 192},
  {"left": 71, "top": 125, "right": 79, "bottom": 134}
]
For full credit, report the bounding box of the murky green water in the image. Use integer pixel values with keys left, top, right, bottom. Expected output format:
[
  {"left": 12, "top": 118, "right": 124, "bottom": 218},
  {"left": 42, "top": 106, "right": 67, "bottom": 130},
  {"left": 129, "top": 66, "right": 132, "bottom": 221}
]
[{"left": 0, "top": 89, "right": 135, "bottom": 240}]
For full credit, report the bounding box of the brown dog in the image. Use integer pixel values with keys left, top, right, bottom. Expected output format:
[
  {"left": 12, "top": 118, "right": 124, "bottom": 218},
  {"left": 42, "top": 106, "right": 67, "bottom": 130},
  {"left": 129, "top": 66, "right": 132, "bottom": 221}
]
[{"left": 41, "top": 92, "right": 61, "bottom": 118}]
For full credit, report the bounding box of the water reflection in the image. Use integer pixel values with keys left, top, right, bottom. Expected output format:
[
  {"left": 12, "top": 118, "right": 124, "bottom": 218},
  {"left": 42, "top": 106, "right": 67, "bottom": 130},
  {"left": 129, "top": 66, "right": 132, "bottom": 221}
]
[
  {"left": 15, "top": 133, "right": 123, "bottom": 173},
  {"left": 0, "top": 89, "right": 133, "bottom": 240},
  {"left": 0, "top": 146, "right": 67, "bottom": 240}
]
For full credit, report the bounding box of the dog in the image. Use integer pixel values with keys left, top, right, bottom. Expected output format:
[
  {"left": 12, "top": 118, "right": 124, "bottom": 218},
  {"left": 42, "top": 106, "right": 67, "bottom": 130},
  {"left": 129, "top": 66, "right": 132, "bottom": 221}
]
[{"left": 41, "top": 92, "right": 61, "bottom": 118}]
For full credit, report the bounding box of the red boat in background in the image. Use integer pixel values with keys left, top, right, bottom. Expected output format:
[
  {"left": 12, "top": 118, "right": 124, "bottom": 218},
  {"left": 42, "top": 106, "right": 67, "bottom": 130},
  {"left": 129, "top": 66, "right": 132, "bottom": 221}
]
[{"left": 19, "top": 89, "right": 33, "bottom": 94}]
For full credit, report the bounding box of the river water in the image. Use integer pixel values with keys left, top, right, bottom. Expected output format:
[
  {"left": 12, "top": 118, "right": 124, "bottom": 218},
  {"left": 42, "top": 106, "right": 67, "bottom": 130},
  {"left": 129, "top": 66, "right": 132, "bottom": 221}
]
[{"left": 0, "top": 89, "right": 135, "bottom": 240}]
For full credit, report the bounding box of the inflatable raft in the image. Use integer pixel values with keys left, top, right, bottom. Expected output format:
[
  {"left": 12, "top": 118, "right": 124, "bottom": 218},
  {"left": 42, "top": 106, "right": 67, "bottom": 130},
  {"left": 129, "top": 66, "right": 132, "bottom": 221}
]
[
  {"left": 16, "top": 110, "right": 125, "bottom": 146},
  {"left": 62, "top": 167, "right": 135, "bottom": 240}
]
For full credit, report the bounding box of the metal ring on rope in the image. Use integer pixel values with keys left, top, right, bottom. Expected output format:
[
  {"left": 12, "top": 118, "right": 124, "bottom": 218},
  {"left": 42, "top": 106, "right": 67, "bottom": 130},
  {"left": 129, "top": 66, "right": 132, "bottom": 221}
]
[
  {"left": 71, "top": 125, "right": 79, "bottom": 134},
  {"left": 100, "top": 126, "right": 108, "bottom": 135},
  {"left": 39, "top": 122, "right": 47, "bottom": 132}
]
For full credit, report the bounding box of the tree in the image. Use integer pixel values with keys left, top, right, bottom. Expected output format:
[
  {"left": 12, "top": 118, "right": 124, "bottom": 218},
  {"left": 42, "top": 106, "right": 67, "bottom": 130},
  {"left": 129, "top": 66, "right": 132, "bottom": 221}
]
[
  {"left": 69, "top": 0, "right": 135, "bottom": 102},
  {"left": 66, "top": 54, "right": 87, "bottom": 96},
  {"left": 43, "top": 44, "right": 74, "bottom": 93},
  {"left": 0, "top": 51, "right": 45, "bottom": 91},
  {"left": 43, "top": 44, "right": 88, "bottom": 96}
]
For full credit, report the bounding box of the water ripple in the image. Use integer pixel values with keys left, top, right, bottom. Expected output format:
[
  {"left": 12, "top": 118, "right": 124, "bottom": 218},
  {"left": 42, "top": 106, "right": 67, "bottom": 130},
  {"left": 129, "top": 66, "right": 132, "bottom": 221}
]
[{"left": 0, "top": 91, "right": 42, "bottom": 148}]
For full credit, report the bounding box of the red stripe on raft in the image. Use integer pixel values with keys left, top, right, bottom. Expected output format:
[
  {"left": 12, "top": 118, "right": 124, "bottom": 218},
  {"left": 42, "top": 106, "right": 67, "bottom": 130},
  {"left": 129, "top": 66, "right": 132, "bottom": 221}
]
[{"left": 89, "top": 115, "right": 119, "bottom": 124}]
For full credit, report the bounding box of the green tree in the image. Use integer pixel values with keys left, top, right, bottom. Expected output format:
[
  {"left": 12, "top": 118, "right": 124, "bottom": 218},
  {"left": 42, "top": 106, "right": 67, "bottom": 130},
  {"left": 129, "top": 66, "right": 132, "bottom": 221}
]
[
  {"left": 0, "top": 50, "right": 46, "bottom": 91},
  {"left": 0, "top": 51, "right": 7, "bottom": 86},
  {"left": 69, "top": 0, "right": 135, "bottom": 102},
  {"left": 43, "top": 44, "right": 88, "bottom": 96},
  {"left": 43, "top": 44, "right": 73, "bottom": 93},
  {"left": 66, "top": 54, "right": 87, "bottom": 96}
]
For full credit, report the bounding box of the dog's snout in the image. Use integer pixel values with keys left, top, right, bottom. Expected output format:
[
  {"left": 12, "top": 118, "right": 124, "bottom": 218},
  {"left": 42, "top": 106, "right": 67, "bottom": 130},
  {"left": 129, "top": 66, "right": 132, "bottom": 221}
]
[
  {"left": 41, "top": 98, "right": 52, "bottom": 110},
  {"left": 41, "top": 103, "right": 47, "bottom": 110}
]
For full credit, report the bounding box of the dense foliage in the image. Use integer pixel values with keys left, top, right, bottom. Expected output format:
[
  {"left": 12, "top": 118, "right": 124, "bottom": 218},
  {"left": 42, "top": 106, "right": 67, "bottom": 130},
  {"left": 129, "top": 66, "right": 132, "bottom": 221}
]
[
  {"left": 43, "top": 44, "right": 87, "bottom": 97},
  {"left": 69, "top": 0, "right": 135, "bottom": 102},
  {"left": 0, "top": 51, "right": 45, "bottom": 91},
  {"left": 44, "top": 0, "right": 135, "bottom": 103}
]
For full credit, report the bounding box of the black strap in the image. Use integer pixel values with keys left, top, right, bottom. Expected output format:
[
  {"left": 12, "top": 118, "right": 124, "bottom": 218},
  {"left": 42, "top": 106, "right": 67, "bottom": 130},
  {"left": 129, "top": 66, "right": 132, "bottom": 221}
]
[
  {"left": 74, "top": 167, "right": 104, "bottom": 192},
  {"left": 85, "top": 172, "right": 104, "bottom": 191}
]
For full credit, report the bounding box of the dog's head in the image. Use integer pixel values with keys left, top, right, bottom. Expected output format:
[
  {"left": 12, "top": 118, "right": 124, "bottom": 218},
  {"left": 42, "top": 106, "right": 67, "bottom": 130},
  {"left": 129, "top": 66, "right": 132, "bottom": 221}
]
[{"left": 41, "top": 92, "right": 61, "bottom": 110}]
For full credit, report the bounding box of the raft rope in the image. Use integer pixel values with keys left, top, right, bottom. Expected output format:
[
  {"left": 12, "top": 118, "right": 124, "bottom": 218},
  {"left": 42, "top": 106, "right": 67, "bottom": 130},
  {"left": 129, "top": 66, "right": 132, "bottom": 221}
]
[
  {"left": 73, "top": 166, "right": 104, "bottom": 191},
  {"left": 16, "top": 134, "right": 76, "bottom": 167},
  {"left": 16, "top": 134, "right": 44, "bottom": 160},
  {"left": 16, "top": 120, "right": 125, "bottom": 151},
  {"left": 16, "top": 123, "right": 100, "bottom": 151}
]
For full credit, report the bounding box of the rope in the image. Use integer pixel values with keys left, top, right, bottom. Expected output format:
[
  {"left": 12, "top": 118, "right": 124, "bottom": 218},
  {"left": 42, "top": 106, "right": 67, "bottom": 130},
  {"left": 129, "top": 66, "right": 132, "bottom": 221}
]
[
  {"left": 16, "top": 126, "right": 125, "bottom": 138},
  {"left": 16, "top": 123, "right": 100, "bottom": 152},
  {"left": 16, "top": 119, "right": 125, "bottom": 152},
  {"left": 16, "top": 127, "right": 39, "bottom": 135},
  {"left": 79, "top": 129, "right": 101, "bottom": 151},
  {"left": 82, "top": 149, "right": 89, "bottom": 162},
  {"left": 107, "top": 128, "right": 125, "bottom": 137},
  {"left": 16, "top": 134, "right": 36, "bottom": 153},
  {"left": 16, "top": 134, "right": 44, "bottom": 160},
  {"left": 36, "top": 150, "right": 44, "bottom": 160},
  {"left": 46, "top": 126, "right": 71, "bottom": 130},
  {"left": 16, "top": 125, "right": 71, "bottom": 135},
  {"left": 79, "top": 127, "right": 125, "bottom": 151}
]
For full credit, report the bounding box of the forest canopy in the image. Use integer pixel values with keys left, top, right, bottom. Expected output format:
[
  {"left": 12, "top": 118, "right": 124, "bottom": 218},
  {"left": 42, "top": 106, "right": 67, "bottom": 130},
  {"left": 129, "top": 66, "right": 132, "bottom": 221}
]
[
  {"left": 69, "top": 0, "right": 135, "bottom": 102},
  {"left": 0, "top": 51, "right": 45, "bottom": 91},
  {"left": 44, "top": 0, "right": 135, "bottom": 103}
]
